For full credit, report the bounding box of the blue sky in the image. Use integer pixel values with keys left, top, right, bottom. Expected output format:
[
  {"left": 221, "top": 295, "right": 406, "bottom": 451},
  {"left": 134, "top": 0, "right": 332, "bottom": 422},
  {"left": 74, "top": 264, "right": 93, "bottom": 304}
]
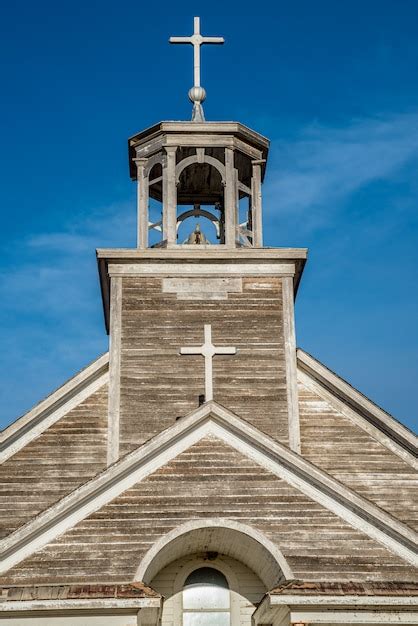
[{"left": 1, "top": 0, "right": 417, "bottom": 432}]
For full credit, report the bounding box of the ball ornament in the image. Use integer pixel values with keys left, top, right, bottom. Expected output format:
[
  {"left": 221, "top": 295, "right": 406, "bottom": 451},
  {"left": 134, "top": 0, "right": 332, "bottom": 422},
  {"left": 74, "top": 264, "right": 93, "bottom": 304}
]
[{"left": 188, "top": 86, "right": 207, "bottom": 103}]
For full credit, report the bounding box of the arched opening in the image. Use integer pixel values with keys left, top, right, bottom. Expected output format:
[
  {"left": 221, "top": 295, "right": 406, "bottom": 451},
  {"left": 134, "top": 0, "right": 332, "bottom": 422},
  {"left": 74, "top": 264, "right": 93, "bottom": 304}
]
[
  {"left": 136, "top": 519, "right": 292, "bottom": 588},
  {"left": 150, "top": 553, "right": 265, "bottom": 626},
  {"left": 177, "top": 163, "right": 224, "bottom": 244},
  {"left": 182, "top": 566, "right": 231, "bottom": 625}
]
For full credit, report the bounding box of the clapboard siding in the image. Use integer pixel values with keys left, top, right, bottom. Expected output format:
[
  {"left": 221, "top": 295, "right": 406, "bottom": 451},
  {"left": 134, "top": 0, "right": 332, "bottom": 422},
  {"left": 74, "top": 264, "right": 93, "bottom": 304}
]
[
  {"left": 0, "top": 385, "right": 108, "bottom": 539},
  {"left": 298, "top": 382, "right": 418, "bottom": 530},
  {"left": 119, "top": 276, "right": 288, "bottom": 455},
  {"left": 151, "top": 554, "right": 265, "bottom": 626},
  {"left": 2, "top": 436, "right": 415, "bottom": 585}
]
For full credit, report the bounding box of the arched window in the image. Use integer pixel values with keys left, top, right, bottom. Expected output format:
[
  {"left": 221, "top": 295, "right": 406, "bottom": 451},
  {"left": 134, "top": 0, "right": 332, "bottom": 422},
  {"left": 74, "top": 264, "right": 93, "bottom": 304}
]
[{"left": 182, "top": 566, "right": 231, "bottom": 625}]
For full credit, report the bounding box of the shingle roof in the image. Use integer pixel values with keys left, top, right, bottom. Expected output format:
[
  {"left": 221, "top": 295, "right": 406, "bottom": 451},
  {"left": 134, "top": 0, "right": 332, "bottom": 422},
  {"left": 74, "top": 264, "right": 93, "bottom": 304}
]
[
  {"left": 1, "top": 582, "right": 160, "bottom": 602},
  {"left": 270, "top": 580, "right": 418, "bottom": 596}
]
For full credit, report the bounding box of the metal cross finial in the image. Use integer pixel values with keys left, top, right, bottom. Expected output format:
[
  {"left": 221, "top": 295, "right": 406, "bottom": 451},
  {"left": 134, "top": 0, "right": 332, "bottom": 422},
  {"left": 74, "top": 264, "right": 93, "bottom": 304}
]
[
  {"left": 180, "top": 324, "right": 236, "bottom": 402},
  {"left": 170, "top": 17, "right": 224, "bottom": 122}
]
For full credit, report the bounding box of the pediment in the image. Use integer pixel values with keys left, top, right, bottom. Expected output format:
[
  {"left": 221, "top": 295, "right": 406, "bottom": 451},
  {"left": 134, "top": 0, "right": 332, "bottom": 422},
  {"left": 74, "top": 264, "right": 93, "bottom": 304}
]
[{"left": 1, "top": 401, "right": 417, "bottom": 579}]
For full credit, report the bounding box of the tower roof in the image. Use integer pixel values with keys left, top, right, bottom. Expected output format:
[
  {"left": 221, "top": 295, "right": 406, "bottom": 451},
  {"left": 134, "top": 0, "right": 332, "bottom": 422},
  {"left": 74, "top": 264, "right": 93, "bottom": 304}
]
[{"left": 128, "top": 121, "right": 269, "bottom": 181}]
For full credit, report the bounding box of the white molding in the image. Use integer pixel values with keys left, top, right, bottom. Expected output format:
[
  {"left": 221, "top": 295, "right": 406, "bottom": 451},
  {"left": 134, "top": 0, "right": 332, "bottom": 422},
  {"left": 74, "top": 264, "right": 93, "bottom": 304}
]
[
  {"left": 135, "top": 518, "right": 294, "bottom": 584},
  {"left": 269, "top": 595, "right": 418, "bottom": 607},
  {"left": 297, "top": 357, "right": 417, "bottom": 469},
  {"left": 282, "top": 276, "right": 301, "bottom": 453},
  {"left": 289, "top": 610, "right": 418, "bottom": 624},
  {"left": 0, "top": 354, "right": 109, "bottom": 464},
  {"left": 254, "top": 593, "right": 418, "bottom": 625},
  {"left": 1, "top": 402, "right": 417, "bottom": 574},
  {"left": 0, "top": 597, "right": 161, "bottom": 612},
  {"left": 108, "top": 262, "right": 296, "bottom": 277},
  {"left": 107, "top": 276, "right": 122, "bottom": 465}
]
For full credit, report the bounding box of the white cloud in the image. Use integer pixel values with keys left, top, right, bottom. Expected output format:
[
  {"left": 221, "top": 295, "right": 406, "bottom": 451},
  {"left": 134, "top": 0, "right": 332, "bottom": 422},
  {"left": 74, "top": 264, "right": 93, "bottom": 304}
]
[{"left": 264, "top": 112, "right": 418, "bottom": 224}]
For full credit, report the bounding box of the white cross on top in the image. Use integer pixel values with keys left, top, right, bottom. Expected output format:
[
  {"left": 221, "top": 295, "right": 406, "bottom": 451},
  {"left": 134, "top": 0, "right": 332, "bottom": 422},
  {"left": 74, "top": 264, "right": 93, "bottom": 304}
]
[
  {"left": 170, "top": 17, "right": 224, "bottom": 88},
  {"left": 180, "top": 324, "right": 236, "bottom": 402}
]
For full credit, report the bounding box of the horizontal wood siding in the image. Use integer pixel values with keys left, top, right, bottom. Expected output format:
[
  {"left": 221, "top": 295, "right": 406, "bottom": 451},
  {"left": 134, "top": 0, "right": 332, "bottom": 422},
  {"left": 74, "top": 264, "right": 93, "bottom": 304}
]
[
  {"left": 298, "top": 382, "right": 418, "bottom": 530},
  {"left": 119, "top": 276, "right": 288, "bottom": 455},
  {"left": 0, "top": 386, "right": 108, "bottom": 539},
  {"left": 2, "top": 436, "right": 415, "bottom": 585}
]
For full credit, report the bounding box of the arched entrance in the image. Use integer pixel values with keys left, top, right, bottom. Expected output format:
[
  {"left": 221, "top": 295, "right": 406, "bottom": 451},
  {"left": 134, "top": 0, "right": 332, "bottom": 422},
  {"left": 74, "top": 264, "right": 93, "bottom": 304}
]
[{"left": 135, "top": 520, "right": 293, "bottom": 626}]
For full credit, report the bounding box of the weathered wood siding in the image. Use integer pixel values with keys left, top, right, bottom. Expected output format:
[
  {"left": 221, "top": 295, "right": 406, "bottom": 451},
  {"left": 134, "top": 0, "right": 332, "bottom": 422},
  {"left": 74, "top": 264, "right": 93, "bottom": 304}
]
[
  {"left": 2, "top": 436, "right": 415, "bottom": 585},
  {"left": 119, "top": 276, "right": 288, "bottom": 455},
  {"left": 298, "top": 382, "right": 418, "bottom": 530},
  {"left": 151, "top": 554, "right": 265, "bottom": 626},
  {"left": 0, "top": 385, "right": 108, "bottom": 539}
]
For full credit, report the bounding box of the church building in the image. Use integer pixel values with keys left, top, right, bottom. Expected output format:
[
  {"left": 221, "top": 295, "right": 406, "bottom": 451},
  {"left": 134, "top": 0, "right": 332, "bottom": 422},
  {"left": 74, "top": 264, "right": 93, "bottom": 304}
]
[{"left": 1, "top": 17, "right": 417, "bottom": 626}]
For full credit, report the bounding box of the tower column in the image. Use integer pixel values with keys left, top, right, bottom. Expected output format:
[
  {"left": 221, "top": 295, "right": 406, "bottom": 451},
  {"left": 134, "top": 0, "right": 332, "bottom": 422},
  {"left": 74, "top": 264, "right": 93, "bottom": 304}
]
[
  {"left": 164, "top": 147, "right": 178, "bottom": 246},
  {"left": 224, "top": 147, "right": 237, "bottom": 248},
  {"left": 251, "top": 160, "right": 263, "bottom": 247},
  {"left": 135, "top": 158, "right": 149, "bottom": 249}
]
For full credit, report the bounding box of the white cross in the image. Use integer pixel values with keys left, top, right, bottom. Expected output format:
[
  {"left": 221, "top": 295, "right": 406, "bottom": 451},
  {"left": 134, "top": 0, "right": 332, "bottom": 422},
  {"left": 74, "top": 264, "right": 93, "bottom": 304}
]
[
  {"left": 180, "top": 324, "right": 236, "bottom": 402},
  {"left": 170, "top": 17, "right": 224, "bottom": 88}
]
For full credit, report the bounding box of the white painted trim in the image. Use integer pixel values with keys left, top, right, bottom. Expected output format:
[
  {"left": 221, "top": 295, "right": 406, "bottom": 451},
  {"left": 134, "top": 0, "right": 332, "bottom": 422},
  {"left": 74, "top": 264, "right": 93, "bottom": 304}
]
[
  {"left": 282, "top": 276, "right": 300, "bottom": 453},
  {"left": 297, "top": 364, "right": 417, "bottom": 469},
  {"left": 289, "top": 610, "right": 418, "bottom": 624},
  {"left": 107, "top": 276, "right": 122, "bottom": 465},
  {"left": 136, "top": 518, "right": 294, "bottom": 583},
  {"left": 0, "top": 597, "right": 161, "bottom": 612},
  {"left": 0, "top": 354, "right": 109, "bottom": 464},
  {"left": 254, "top": 593, "right": 418, "bottom": 626},
  {"left": 269, "top": 595, "right": 418, "bottom": 607},
  {"left": 1, "top": 402, "right": 417, "bottom": 574},
  {"left": 108, "top": 262, "right": 296, "bottom": 277},
  {"left": 297, "top": 349, "right": 418, "bottom": 462}
]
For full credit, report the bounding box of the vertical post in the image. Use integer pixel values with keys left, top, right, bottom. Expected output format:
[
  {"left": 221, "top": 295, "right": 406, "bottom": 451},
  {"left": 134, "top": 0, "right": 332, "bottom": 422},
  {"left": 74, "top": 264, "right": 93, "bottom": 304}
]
[
  {"left": 107, "top": 276, "right": 122, "bottom": 466},
  {"left": 224, "top": 147, "right": 236, "bottom": 248},
  {"left": 136, "top": 158, "right": 149, "bottom": 249},
  {"left": 282, "top": 276, "right": 301, "bottom": 454},
  {"left": 164, "top": 147, "right": 177, "bottom": 246},
  {"left": 251, "top": 161, "right": 263, "bottom": 247}
]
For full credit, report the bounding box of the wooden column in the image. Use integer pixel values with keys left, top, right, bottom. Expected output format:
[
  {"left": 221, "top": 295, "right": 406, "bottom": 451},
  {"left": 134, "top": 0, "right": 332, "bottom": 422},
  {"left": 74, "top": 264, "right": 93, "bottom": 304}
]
[
  {"left": 224, "top": 147, "right": 237, "bottom": 248},
  {"left": 107, "top": 276, "right": 122, "bottom": 465},
  {"left": 164, "top": 146, "right": 177, "bottom": 246},
  {"left": 251, "top": 160, "right": 263, "bottom": 247},
  {"left": 282, "top": 276, "right": 301, "bottom": 453},
  {"left": 136, "top": 158, "right": 149, "bottom": 249}
]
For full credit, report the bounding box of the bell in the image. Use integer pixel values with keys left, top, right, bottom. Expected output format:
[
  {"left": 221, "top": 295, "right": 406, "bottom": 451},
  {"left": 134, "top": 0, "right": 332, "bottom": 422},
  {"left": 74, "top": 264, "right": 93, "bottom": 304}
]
[{"left": 186, "top": 223, "right": 210, "bottom": 245}]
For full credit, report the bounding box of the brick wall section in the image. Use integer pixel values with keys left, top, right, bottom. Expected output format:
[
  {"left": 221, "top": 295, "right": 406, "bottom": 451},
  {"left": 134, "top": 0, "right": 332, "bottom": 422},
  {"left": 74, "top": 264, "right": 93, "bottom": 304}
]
[
  {"left": 2, "top": 435, "right": 415, "bottom": 585},
  {"left": 119, "top": 276, "right": 288, "bottom": 455},
  {"left": 298, "top": 382, "right": 418, "bottom": 531},
  {"left": 0, "top": 385, "right": 108, "bottom": 539}
]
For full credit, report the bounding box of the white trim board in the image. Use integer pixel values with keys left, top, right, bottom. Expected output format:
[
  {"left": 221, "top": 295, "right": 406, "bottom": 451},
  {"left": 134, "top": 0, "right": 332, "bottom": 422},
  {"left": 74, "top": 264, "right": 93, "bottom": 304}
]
[
  {"left": 297, "top": 350, "right": 417, "bottom": 468},
  {"left": 0, "top": 597, "right": 161, "bottom": 612},
  {"left": 1, "top": 402, "right": 417, "bottom": 574},
  {"left": 0, "top": 354, "right": 109, "bottom": 464},
  {"left": 254, "top": 593, "right": 418, "bottom": 626}
]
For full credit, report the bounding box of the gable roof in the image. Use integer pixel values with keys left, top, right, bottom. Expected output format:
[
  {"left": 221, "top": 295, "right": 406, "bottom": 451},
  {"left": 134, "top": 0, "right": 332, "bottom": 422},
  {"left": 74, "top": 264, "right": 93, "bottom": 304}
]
[
  {"left": 297, "top": 349, "right": 417, "bottom": 467},
  {"left": 1, "top": 401, "right": 417, "bottom": 575},
  {"left": 0, "top": 353, "right": 109, "bottom": 463}
]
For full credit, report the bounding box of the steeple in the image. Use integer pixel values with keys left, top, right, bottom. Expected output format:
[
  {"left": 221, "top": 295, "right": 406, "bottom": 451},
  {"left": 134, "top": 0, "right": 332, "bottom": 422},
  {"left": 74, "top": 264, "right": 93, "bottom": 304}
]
[
  {"left": 97, "top": 17, "right": 307, "bottom": 466},
  {"left": 128, "top": 17, "right": 269, "bottom": 250}
]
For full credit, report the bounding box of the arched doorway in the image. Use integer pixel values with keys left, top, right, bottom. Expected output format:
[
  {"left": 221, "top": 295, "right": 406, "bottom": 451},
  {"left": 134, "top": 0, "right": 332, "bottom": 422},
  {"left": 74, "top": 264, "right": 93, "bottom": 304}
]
[
  {"left": 150, "top": 553, "right": 265, "bottom": 626},
  {"left": 135, "top": 520, "right": 293, "bottom": 626}
]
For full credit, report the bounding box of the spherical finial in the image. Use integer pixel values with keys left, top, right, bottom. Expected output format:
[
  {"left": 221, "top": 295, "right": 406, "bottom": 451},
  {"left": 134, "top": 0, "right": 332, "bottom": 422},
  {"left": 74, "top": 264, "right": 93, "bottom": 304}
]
[{"left": 188, "top": 86, "right": 206, "bottom": 104}]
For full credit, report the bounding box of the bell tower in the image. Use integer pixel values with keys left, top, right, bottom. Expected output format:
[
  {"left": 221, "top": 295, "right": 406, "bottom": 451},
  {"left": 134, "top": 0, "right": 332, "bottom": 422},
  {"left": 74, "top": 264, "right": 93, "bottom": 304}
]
[
  {"left": 97, "top": 18, "right": 307, "bottom": 466},
  {"left": 131, "top": 121, "right": 267, "bottom": 249}
]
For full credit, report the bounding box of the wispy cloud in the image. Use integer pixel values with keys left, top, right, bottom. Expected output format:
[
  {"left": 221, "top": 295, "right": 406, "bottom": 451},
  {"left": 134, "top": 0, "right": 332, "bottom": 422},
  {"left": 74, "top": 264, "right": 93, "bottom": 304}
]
[{"left": 264, "top": 112, "right": 418, "bottom": 228}]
